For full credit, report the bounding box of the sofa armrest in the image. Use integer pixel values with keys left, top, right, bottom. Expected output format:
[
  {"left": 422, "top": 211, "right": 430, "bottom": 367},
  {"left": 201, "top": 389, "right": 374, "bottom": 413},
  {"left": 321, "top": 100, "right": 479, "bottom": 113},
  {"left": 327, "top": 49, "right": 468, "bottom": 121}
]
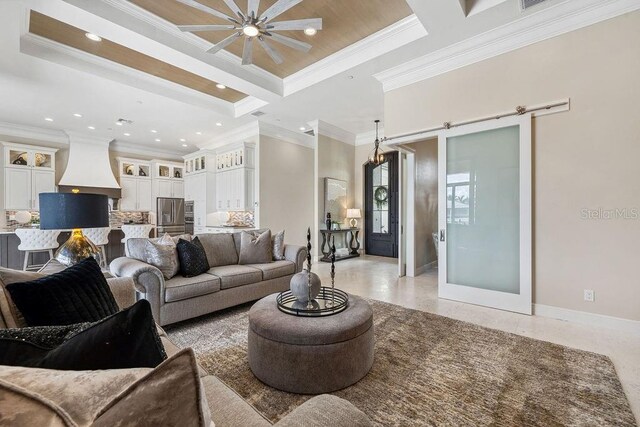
[
  {"left": 109, "top": 257, "right": 164, "bottom": 323},
  {"left": 106, "top": 277, "right": 136, "bottom": 310},
  {"left": 274, "top": 395, "right": 371, "bottom": 427},
  {"left": 284, "top": 245, "right": 307, "bottom": 273}
]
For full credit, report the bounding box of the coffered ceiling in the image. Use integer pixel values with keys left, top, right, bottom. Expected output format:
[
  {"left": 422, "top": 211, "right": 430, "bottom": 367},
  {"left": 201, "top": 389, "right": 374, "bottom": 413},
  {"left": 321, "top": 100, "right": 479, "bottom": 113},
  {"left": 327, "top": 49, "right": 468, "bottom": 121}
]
[{"left": 130, "top": 0, "right": 414, "bottom": 78}]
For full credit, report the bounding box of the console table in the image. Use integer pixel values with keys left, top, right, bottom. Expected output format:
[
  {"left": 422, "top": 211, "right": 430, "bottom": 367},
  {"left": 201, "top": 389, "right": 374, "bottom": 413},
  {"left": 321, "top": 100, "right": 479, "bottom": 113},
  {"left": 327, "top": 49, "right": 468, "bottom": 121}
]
[{"left": 320, "top": 228, "right": 360, "bottom": 262}]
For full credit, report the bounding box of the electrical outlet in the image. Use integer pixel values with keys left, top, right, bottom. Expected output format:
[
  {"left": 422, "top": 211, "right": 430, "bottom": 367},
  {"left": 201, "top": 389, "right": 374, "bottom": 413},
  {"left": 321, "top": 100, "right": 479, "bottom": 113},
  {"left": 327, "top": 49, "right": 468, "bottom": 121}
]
[{"left": 584, "top": 289, "right": 595, "bottom": 302}]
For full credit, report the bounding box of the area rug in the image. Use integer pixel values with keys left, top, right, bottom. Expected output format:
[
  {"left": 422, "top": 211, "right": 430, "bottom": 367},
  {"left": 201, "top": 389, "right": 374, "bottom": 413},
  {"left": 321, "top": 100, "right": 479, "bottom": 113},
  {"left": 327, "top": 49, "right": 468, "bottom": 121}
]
[{"left": 166, "top": 299, "right": 636, "bottom": 426}]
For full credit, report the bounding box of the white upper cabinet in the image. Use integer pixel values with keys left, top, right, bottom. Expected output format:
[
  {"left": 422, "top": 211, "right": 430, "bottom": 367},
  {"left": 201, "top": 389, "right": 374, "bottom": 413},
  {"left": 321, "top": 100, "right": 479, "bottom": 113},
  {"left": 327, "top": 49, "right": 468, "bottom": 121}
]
[
  {"left": 117, "top": 157, "right": 153, "bottom": 212},
  {"left": 151, "top": 160, "right": 184, "bottom": 201},
  {"left": 215, "top": 143, "right": 255, "bottom": 212},
  {"left": 2, "top": 143, "right": 57, "bottom": 211}
]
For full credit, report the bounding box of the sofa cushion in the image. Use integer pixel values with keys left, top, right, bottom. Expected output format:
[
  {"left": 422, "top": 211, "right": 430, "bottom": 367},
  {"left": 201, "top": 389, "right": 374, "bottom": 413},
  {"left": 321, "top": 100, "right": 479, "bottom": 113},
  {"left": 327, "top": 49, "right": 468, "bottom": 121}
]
[
  {"left": 0, "top": 268, "right": 44, "bottom": 328},
  {"left": 127, "top": 237, "right": 180, "bottom": 280},
  {"left": 198, "top": 233, "right": 239, "bottom": 267},
  {"left": 207, "top": 265, "right": 262, "bottom": 290},
  {"left": 164, "top": 274, "right": 221, "bottom": 303},
  {"left": 238, "top": 230, "right": 273, "bottom": 265},
  {"left": 249, "top": 260, "right": 296, "bottom": 281},
  {"left": 6, "top": 257, "right": 119, "bottom": 327},
  {"left": 177, "top": 237, "right": 210, "bottom": 277},
  {"left": 201, "top": 375, "right": 270, "bottom": 427}
]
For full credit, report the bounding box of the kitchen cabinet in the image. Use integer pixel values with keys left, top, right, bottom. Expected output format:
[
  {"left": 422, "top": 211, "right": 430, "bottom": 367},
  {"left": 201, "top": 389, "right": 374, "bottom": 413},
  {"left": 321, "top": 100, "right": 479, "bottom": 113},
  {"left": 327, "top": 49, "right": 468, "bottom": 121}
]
[
  {"left": 2, "top": 143, "right": 57, "bottom": 211},
  {"left": 184, "top": 150, "right": 215, "bottom": 176},
  {"left": 117, "top": 158, "right": 153, "bottom": 212},
  {"left": 151, "top": 160, "right": 184, "bottom": 200},
  {"left": 216, "top": 166, "right": 255, "bottom": 211}
]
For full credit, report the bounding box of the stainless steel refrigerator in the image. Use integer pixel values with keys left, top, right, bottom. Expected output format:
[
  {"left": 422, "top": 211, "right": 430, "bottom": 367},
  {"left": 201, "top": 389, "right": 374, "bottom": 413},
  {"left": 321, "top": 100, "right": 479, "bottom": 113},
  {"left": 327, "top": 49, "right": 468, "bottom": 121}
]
[{"left": 156, "top": 198, "right": 185, "bottom": 235}]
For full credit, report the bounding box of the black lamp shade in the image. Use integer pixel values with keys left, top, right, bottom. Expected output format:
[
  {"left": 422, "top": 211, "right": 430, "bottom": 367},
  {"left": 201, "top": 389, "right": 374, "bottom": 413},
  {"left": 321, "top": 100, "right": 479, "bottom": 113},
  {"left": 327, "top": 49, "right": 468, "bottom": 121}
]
[{"left": 39, "top": 193, "right": 109, "bottom": 230}]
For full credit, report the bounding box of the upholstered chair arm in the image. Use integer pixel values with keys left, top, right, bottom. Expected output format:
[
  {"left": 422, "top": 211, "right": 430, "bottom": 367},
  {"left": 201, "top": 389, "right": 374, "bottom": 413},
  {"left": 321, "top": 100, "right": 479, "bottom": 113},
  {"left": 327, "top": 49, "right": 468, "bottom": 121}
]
[
  {"left": 284, "top": 245, "right": 307, "bottom": 272},
  {"left": 105, "top": 277, "right": 136, "bottom": 310},
  {"left": 274, "top": 395, "right": 372, "bottom": 427},
  {"left": 109, "top": 257, "right": 164, "bottom": 323}
]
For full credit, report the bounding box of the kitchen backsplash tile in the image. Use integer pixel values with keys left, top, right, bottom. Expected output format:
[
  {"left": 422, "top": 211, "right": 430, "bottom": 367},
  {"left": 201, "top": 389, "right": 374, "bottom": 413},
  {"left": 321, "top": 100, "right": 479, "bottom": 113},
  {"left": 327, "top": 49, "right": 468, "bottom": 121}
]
[
  {"left": 5, "top": 210, "right": 149, "bottom": 231},
  {"left": 227, "top": 211, "right": 255, "bottom": 227}
]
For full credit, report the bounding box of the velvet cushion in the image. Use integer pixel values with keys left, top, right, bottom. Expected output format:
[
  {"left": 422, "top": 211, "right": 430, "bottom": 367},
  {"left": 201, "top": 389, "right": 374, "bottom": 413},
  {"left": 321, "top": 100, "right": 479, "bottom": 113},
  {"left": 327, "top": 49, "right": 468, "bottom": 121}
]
[
  {"left": 0, "top": 268, "right": 45, "bottom": 328},
  {"left": 0, "top": 349, "right": 212, "bottom": 427},
  {"left": 0, "top": 299, "right": 166, "bottom": 370},
  {"left": 6, "top": 257, "right": 118, "bottom": 327},
  {"left": 272, "top": 230, "right": 286, "bottom": 261},
  {"left": 127, "top": 234, "right": 180, "bottom": 280},
  {"left": 177, "top": 237, "right": 210, "bottom": 277},
  {"left": 239, "top": 230, "right": 273, "bottom": 265},
  {"left": 0, "top": 322, "right": 90, "bottom": 348}
]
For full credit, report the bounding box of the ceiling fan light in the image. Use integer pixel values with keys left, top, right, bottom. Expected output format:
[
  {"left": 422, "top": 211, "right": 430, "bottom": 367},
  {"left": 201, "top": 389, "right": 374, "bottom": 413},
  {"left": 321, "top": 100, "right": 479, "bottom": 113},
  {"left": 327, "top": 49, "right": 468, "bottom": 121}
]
[
  {"left": 304, "top": 27, "right": 317, "bottom": 36},
  {"left": 242, "top": 25, "right": 259, "bottom": 37}
]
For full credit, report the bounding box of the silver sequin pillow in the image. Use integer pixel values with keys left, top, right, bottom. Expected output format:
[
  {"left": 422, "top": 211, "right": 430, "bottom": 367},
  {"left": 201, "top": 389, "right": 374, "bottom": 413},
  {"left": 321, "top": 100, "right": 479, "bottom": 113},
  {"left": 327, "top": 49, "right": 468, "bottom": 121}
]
[
  {"left": 130, "top": 235, "right": 179, "bottom": 280},
  {"left": 272, "top": 230, "right": 285, "bottom": 261}
]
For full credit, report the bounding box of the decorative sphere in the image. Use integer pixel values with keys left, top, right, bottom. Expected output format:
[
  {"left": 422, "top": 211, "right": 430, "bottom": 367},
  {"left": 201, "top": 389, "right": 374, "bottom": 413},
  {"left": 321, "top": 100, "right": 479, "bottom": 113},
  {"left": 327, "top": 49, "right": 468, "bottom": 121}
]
[{"left": 290, "top": 270, "right": 321, "bottom": 303}]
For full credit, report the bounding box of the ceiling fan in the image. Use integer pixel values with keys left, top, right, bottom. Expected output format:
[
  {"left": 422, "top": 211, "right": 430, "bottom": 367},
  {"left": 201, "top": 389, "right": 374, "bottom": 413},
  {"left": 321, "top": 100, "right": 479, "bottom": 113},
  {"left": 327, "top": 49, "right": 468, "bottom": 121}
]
[{"left": 175, "top": 0, "right": 322, "bottom": 65}]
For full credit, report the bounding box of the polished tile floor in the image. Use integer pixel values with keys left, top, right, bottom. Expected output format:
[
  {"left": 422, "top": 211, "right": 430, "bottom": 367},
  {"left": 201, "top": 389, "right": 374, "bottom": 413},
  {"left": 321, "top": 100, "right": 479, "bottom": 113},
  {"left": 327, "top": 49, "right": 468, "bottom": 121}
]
[{"left": 314, "top": 255, "right": 640, "bottom": 421}]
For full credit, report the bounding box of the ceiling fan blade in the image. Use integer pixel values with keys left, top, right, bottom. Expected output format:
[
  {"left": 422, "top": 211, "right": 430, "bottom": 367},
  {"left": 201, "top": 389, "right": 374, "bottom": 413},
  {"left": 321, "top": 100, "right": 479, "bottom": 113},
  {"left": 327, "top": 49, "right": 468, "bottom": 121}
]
[
  {"left": 177, "top": 24, "right": 236, "bottom": 32},
  {"left": 268, "top": 32, "right": 312, "bottom": 52},
  {"left": 259, "top": 0, "right": 303, "bottom": 23},
  {"left": 247, "top": 0, "right": 260, "bottom": 18},
  {"left": 222, "top": 0, "right": 245, "bottom": 20},
  {"left": 257, "top": 37, "right": 283, "bottom": 64},
  {"left": 242, "top": 37, "right": 254, "bottom": 65},
  {"left": 266, "top": 18, "right": 322, "bottom": 31},
  {"left": 176, "top": 0, "right": 235, "bottom": 23},
  {"left": 206, "top": 32, "right": 241, "bottom": 54}
]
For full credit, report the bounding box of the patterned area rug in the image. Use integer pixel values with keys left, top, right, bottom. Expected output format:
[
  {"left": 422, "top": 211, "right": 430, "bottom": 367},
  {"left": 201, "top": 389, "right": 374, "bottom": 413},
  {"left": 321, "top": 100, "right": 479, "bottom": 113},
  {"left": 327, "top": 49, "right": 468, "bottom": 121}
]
[{"left": 166, "top": 299, "right": 636, "bottom": 426}]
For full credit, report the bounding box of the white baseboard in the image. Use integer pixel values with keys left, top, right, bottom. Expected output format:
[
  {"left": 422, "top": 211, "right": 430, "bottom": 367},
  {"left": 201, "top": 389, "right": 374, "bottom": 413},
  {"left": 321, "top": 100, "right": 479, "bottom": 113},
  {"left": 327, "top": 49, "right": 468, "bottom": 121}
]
[
  {"left": 415, "top": 261, "right": 437, "bottom": 276},
  {"left": 534, "top": 304, "right": 640, "bottom": 337}
]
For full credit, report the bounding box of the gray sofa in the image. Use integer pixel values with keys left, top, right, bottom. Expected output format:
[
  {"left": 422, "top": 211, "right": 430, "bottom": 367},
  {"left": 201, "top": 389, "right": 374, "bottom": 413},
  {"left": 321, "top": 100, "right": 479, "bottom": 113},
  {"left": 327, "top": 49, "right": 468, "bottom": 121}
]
[
  {"left": 110, "top": 231, "right": 307, "bottom": 326},
  {"left": 0, "top": 270, "right": 372, "bottom": 426}
]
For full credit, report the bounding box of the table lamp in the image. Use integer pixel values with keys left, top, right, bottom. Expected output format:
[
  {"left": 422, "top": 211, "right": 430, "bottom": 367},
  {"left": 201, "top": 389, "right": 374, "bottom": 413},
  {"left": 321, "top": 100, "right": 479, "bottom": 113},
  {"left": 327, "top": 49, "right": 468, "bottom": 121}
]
[
  {"left": 346, "top": 209, "right": 362, "bottom": 228},
  {"left": 39, "top": 193, "right": 109, "bottom": 267}
]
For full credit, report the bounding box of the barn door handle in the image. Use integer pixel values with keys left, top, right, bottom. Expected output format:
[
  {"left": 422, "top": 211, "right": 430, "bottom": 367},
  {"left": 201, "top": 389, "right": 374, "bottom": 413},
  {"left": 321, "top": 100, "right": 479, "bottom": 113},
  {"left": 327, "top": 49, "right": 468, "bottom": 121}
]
[{"left": 440, "top": 229, "right": 445, "bottom": 242}]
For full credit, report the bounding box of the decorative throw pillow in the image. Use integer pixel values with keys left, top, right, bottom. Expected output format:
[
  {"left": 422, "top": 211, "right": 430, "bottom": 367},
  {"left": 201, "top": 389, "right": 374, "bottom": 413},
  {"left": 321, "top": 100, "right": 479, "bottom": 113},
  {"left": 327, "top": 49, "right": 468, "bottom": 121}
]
[
  {"left": 6, "top": 257, "right": 119, "bottom": 327},
  {"left": 0, "top": 349, "right": 212, "bottom": 427},
  {"left": 239, "top": 230, "right": 273, "bottom": 265},
  {"left": 127, "top": 235, "right": 180, "bottom": 280},
  {"left": 177, "top": 237, "right": 210, "bottom": 277},
  {"left": 0, "top": 268, "right": 44, "bottom": 328},
  {"left": 0, "top": 299, "right": 166, "bottom": 370},
  {"left": 0, "top": 322, "right": 91, "bottom": 349},
  {"left": 272, "top": 230, "right": 286, "bottom": 261}
]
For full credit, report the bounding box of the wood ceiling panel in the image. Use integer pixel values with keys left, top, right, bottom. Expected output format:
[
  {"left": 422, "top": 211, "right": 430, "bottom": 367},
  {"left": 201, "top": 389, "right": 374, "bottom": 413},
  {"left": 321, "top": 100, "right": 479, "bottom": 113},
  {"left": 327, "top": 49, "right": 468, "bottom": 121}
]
[
  {"left": 130, "top": 0, "right": 414, "bottom": 78},
  {"left": 29, "top": 11, "right": 247, "bottom": 103}
]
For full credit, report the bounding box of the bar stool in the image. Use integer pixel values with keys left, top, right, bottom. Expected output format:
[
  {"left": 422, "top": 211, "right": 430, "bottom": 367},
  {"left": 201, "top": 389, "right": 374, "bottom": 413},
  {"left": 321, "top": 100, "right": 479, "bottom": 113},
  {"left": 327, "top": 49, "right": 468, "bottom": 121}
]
[
  {"left": 82, "top": 227, "right": 111, "bottom": 269},
  {"left": 15, "top": 229, "right": 61, "bottom": 271},
  {"left": 121, "top": 224, "right": 154, "bottom": 256}
]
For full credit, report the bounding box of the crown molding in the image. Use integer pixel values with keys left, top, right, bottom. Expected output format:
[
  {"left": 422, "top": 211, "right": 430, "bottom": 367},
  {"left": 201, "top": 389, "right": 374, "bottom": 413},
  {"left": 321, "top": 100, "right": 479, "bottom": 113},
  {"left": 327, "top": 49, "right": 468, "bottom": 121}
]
[
  {"left": 21, "top": 32, "right": 236, "bottom": 116},
  {"left": 0, "top": 121, "right": 69, "bottom": 146},
  {"left": 110, "top": 140, "right": 185, "bottom": 160},
  {"left": 316, "top": 121, "right": 356, "bottom": 146},
  {"left": 259, "top": 121, "right": 315, "bottom": 149},
  {"left": 283, "top": 15, "right": 427, "bottom": 97},
  {"left": 374, "top": 0, "right": 640, "bottom": 92},
  {"left": 200, "top": 121, "right": 260, "bottom": 150},
  {"left": 234, "top": 97, "right": 270, "bottom": 118}
]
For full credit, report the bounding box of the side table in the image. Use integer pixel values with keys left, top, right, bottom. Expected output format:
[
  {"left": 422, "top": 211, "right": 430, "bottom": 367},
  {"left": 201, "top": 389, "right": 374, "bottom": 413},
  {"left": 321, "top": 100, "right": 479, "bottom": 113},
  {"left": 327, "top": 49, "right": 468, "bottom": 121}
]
[{"left": 319, "top": 228, "right": 360, "bottom": 262}]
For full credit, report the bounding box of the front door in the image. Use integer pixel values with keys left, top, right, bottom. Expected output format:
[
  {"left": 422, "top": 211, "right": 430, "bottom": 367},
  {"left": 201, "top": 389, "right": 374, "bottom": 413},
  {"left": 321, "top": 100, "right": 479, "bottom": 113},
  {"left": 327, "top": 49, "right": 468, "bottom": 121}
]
[
  {"left": 438, "top": 115, "right": 532, "bottom": 314},
  {"left": 365, "top": 151, "right": 399, "bottom": 257}
]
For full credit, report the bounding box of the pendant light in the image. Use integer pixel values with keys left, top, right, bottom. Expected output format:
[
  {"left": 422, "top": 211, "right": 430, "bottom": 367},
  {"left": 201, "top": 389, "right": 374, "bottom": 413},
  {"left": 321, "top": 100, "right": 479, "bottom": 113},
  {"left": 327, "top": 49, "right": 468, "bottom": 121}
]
[{"left": 368, "top": 120, "right": 386, "bottom": 165}]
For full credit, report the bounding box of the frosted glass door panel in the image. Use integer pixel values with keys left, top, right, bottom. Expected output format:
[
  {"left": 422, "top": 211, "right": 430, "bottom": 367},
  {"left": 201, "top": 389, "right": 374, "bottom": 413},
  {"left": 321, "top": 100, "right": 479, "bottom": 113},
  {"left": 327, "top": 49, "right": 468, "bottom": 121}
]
[
  {"left": 446, "top": 126, "right": 520, "bottom": 293},
  {"left": 438, "top": 114, "right": 531, "bottom": 315}
]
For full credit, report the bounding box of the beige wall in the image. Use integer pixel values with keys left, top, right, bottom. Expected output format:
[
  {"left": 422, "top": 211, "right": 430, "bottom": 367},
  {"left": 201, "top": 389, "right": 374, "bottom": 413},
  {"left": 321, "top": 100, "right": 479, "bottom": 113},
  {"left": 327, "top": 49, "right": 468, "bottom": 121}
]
[
  {"left": 384, "top": 12, "right": 640, "bottom": 320},
  {"left": 407, "top": 138, "right": 438, "bottom": 269},
  {"left": 258, "top": 135, "right": 314, "bottom": 246},
  {"left": 317, "top": 134, "right": 355, "bottom": 247}
]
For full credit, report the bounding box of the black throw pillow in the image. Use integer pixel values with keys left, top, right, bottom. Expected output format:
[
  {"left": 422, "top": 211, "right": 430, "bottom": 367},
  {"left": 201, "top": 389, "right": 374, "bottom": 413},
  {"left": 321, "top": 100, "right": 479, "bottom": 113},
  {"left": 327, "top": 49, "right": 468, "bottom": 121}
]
[
  {"left": 176, "top": 237, "right": 209, "bottom": 277},
  {"left": 6, "top": 257, "right": 119, "bottom": 326},
  {"left": 0, "top": 300, "right": 167, "bottom": 370}
]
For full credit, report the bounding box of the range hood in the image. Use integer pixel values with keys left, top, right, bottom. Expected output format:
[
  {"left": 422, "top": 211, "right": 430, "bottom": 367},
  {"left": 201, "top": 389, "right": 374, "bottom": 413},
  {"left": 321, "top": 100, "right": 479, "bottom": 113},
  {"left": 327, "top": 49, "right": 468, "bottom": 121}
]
[{"left": 58, "top": 132, "right": 121, "bottom": 199}]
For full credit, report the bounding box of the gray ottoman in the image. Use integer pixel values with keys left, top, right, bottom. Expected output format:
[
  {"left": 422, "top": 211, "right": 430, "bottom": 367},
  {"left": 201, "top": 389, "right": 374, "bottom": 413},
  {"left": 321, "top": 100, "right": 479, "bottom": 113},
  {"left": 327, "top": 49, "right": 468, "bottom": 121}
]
[{"left": 248, "top": 293, "right": 374, "bottom": 395}]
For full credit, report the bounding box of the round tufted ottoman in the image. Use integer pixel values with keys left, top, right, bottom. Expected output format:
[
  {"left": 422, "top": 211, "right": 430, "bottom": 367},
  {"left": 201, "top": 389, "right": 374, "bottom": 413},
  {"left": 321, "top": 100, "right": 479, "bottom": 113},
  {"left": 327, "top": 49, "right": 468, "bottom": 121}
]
[{"left": 248, "top": 293, "right": 374, "bottom": 394}]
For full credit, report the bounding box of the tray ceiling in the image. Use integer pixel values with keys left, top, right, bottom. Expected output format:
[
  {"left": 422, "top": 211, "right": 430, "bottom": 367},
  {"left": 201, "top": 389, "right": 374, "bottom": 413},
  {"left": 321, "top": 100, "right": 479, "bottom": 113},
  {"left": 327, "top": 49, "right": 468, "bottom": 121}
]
[
  {"left": 130, "top": 0, "right": 414, "bottom": 78},
  {"left": 28, "top": 10, "right": 248, "bottom": 103}
]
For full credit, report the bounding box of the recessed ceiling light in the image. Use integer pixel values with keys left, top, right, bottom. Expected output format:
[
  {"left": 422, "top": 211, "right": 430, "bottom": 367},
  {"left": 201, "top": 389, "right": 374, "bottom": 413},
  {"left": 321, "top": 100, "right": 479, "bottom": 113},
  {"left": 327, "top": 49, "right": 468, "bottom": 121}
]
[
  {"left": 304, "top": 28, "right": 317, "bottom": 36},
  {"left": 196, "top": 131, "right": 202, "bottom": 135},
  {"left": 150, "top": 129, "right": 157, "bottom": 133},
  {"left": 85, "top": 33, "right": 102, "bottom": 42},
  {"left": 44, "top": 117, "right": 53, "bottom": 122},
  {"left": 124, "top": 133, "right": 131, "bottom": 136},
  {"left": 115, "top": 121, "right": 123, "bottom": 126},
  {"left": 182, "top": 144, "right": 188, "bottom": 147},
  {"left": 88, "top": 126, "right": 95, "bottom": 130},
  {"left": 180, "top": 138, "right": 186, "bottom": 142},
  {"left": 216, "top": 83, "right": 226, "bottom": 89},
  {"left": 155, "top": 138, "right": 161, "bottom": 142},
  {"left": 215, "top": 122, "right": 222, "bottom": 127},
  {"left": 73, "top": 113, "right": 82, "bottom": 118},
  {"left": 299, "top": 126, "right": 306, "bottom": 131},
  {"left": 347, "top": 75, "right": 354, "bottom": 79}
]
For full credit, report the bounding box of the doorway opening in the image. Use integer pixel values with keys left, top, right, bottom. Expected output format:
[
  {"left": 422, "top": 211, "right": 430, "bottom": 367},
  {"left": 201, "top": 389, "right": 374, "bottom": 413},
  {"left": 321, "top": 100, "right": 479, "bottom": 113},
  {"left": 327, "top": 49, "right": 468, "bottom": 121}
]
[{"left": 364, "top": 151, "right": 399, "bottom": 258}]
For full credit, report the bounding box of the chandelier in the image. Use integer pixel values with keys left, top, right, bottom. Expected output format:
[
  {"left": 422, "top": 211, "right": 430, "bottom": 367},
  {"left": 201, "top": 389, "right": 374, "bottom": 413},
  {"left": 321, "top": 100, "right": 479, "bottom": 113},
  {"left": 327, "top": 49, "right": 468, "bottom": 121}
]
[{"left": 368, "top": 120, "right": 386, "bottom": 165}]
